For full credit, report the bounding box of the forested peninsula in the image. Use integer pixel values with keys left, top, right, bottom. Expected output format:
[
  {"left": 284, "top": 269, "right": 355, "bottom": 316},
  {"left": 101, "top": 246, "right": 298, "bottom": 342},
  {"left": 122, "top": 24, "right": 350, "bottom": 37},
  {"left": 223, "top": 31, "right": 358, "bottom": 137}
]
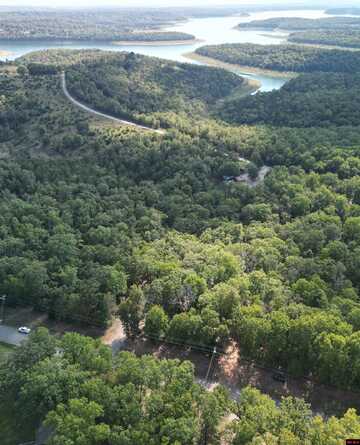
[
  {"left": 0, "top": 9, "right": 196, "bottom": 42},
  {"left": 195, "top": 43, "right": 360, "bottom": 74},
  {"left": 236, "top": 16, "right": 360, "bottom": 31},
  {"left": 0, "top": 7, "right": 252, "bottom": 42},
  {"left": 288, "top": 29, "right": 360, "bottom": 49},
  {"left": 237, "top": 15, "right": 360, "bottom": 49}
]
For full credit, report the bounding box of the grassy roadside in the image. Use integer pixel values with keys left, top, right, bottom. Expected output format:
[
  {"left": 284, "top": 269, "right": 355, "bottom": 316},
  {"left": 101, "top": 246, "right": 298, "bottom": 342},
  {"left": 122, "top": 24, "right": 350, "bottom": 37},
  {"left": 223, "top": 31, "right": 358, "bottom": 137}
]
[{"left": 184, "top": 51, "right": 297, "bottom": 79}]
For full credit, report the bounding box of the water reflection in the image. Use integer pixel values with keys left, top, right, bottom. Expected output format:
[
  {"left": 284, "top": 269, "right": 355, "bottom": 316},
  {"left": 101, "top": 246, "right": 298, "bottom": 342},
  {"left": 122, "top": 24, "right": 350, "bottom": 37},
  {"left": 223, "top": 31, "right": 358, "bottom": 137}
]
[{"left": 0, "top": 9, "right": 330, "bottom": 91}]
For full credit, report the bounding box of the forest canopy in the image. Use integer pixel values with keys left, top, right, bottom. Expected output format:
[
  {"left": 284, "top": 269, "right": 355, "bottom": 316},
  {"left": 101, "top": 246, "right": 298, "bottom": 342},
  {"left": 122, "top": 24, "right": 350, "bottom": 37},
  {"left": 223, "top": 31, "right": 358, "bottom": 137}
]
[
  {"left": 196, "top": 43, "right": 360, "bottom": 73},
  {"left": 63, "top": 51, "right": 247, "bottom": 126},
  {"left": 2, "top": 0, "right": 360, "bottom": 438},
  {"left": 0, "top": 9, "right": 182, "bottom": 41},
  {"left": 218, "top": 72, "right": 360, "bottom": 127},
  {"left": 1, "top": 329, "right": 360, "bottom": 444},
  {"left": 236, "top": 16, "right": 360, "bottom": 31},
  {"left": 0, "top": 7, "right": 248, "bottom": 41},
  {"left": 3, "top": 48, "right": 360, "bottom": 398},
  {"left": 288, "top": 29, "right": 360, "bottom": 48}
]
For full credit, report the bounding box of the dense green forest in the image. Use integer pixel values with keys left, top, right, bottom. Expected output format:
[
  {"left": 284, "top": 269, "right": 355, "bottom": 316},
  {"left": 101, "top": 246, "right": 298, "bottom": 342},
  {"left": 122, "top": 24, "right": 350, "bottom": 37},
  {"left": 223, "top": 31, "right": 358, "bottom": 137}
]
[
  {"left": 2, "top": 35, "right": 360, "bottom": 441},
  {"left": 19, "top": 48, "right": 122, "bottom": 67},
  {"left": 219, "top": 72, "right": 360, "bottom": 127},
  {"left": 1, "top": 329, "right": 359, "bottom": 444},
  {"left": 0, "top": 7, "right": 248, "bottom": 41},
  {"left": 196, "top": 43, "right": 360, "bottom": 73},
  {"left": 1, "top": 50, "right": 360, "bottom": 400},
  {"left": 288, "top": 29, "right": 360, "bottom": 48},
  {"left": 62, "top": 51, "right": 246, "bottom": 126},
  {"left": 237, "top": 16, "right": 360, "bottom": 31},
  {"left": 237, "top": 15, "right": 360, "bottom": 50},
  {"left": 0, "top": 9, "right": 181, "bottom": 41}
]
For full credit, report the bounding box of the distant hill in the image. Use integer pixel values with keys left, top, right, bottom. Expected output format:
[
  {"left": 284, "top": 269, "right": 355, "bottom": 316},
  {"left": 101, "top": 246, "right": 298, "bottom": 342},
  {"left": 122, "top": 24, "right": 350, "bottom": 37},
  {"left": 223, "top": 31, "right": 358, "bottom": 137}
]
[
  {"left": 326, "top": 7, "right": 360, "bottom": 16},
  {"left": 62, "top": 51, "right": 247, "bottom": 127},
  {"left": 288, "top": 29, "right": 360, "bottom": 48},
  {"left": 236, "top": 16, "right": 360, "bottom": 31},
  {"left": 17, "top": 49, "right": 250, "bottom": 131},
  {"left": 196, "top": 43, "right": 360, "bottom": 74}
]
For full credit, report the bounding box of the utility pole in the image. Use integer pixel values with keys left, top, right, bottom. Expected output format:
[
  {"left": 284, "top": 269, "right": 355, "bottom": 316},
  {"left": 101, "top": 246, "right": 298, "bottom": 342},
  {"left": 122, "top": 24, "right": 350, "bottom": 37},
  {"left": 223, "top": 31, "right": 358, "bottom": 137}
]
[
  {"left": 205, "top": 345, "right": 217, "bottom": 386},
  {"left": 203, "top": 342, "right": 218, "bottom": 445},
  {"left": 0, "top": 295, "right": 6, "bottom": 324}
]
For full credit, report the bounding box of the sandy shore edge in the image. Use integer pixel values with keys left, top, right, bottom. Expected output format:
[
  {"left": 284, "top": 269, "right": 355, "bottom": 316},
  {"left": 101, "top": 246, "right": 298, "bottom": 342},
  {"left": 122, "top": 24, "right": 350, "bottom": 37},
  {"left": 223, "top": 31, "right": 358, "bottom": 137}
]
[{"left": 184, "top": 51, "right": 297, "bottom": 79}]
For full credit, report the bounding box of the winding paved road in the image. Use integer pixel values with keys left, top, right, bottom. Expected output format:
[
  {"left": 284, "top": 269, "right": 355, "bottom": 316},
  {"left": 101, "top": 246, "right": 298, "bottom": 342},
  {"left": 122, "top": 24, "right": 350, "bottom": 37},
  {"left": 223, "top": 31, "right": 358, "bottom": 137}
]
[{"left": 61, "top": 71, "right": 165, "bottom": 135}]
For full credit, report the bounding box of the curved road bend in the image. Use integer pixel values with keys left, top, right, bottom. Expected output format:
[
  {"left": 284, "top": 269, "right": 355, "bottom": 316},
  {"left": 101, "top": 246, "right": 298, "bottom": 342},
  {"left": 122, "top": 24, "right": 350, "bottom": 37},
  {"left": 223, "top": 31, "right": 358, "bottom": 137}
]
[{"left": 61, "top": 71, "right": 165, "bottom": 135}]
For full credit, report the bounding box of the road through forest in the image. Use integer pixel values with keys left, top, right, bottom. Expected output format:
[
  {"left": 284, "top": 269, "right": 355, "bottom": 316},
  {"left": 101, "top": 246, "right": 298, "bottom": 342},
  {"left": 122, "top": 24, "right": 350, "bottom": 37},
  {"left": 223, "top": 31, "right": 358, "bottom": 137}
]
[
  {"left": 0, "top": 325, "right": 27, "bottom": 346},
  {"left": 61, "top": 71, "right": 165, "bottom": 135}
]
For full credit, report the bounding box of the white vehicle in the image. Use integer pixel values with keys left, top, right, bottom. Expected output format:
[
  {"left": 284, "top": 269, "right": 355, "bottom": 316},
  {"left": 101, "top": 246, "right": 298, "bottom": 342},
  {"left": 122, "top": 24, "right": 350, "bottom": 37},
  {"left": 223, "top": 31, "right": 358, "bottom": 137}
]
[{"left": 18, "top": 326, "right": 31, "bottom": 334}]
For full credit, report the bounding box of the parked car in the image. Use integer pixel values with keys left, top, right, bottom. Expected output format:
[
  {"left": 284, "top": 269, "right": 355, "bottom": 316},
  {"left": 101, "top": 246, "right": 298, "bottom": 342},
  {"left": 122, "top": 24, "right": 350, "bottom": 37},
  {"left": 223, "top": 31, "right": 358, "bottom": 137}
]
[
  {"left": 272, "top": 371, "right": 286, "bottom": 383},
  {"left": 18, "top": 326, "right": 31, "bottom": 334}
]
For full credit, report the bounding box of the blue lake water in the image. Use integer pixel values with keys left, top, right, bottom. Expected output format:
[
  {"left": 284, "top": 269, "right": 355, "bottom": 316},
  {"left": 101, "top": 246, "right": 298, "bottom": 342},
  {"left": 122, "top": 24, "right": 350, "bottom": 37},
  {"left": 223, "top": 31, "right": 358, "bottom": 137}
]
[{"left": 0, "top": 9, "right": 330, "bottom": 91}]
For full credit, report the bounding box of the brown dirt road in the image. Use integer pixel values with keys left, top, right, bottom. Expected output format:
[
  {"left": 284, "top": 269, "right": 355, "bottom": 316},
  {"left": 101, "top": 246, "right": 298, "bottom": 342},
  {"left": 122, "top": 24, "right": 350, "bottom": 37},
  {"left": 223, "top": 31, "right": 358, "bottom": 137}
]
[{"left": 120, "top": 337, "right": 360, "bottom": 417}]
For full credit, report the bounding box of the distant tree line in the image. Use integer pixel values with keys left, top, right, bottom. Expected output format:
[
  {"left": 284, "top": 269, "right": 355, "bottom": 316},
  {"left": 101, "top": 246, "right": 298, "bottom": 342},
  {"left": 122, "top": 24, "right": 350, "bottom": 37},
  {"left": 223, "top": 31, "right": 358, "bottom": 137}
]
[
  {"left": 288, "top": 29, "right": 360, "bottom": 48},
  {"left": 236, "top": 16, "right": 360, "bottom": 31},
  {"left": 0, "top": 9, "right": 194, "bottom": 42},
  {"left": 196, "top": 43, "right": 360, "bottom": 73}
]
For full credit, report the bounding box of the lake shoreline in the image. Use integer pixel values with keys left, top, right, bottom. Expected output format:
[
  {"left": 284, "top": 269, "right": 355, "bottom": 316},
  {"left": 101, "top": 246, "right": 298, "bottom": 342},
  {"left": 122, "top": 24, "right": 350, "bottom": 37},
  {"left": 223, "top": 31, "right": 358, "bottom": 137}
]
[
  {"left": 112, "top": 39, "right": 203, "bottom": 47},
  {"left": 234, "top": 76, "right": 262, "bottom": 96},
  {"left": 183, "top": 51, "right": 297, "bottom": 79}
]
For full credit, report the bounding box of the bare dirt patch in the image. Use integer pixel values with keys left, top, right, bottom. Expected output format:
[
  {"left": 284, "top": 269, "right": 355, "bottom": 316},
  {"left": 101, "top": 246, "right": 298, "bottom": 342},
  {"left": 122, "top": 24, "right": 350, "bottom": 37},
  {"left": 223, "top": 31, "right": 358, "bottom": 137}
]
[
  {"left": 216, "top": 343, "right": 360, "bottom": 417},
  {"left": 118, "top": 336, "right": 360, "bottom": 416},
  {"left": 5, "top": 306, "right": 359, "bottom": 417},
  {"left": 101, "top": 319, "right": 127, "bottom": 354}
]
